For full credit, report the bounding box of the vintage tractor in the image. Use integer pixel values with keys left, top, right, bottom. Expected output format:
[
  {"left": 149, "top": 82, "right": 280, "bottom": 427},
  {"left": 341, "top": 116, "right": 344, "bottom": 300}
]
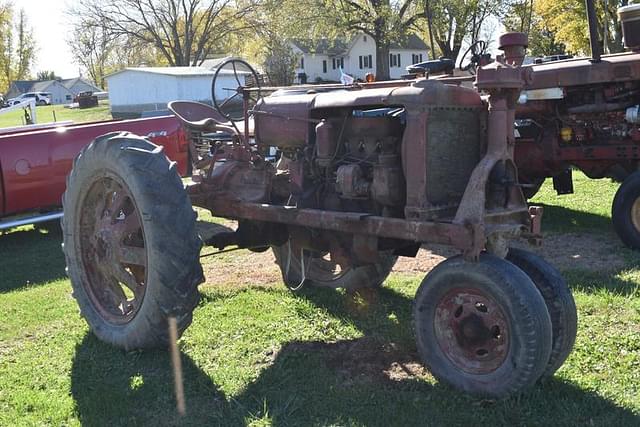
[
  {"left": 61, "top": 42, "right": 576, "bottom": 398},
  {"left": 512, "top": 1, "right": 640, "bottom": 249}
]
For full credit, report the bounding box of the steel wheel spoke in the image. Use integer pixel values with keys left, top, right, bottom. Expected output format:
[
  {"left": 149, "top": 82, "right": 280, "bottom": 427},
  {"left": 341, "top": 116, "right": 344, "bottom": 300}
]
[
  {"left": 120, "top": 209, "right": 141, "bottom": 235},
  {"left": 119, "top": 245, "right": 146, "bottom": 266},
  {"left": 113, "top": 265, "right": 142, "bottom": 296}
]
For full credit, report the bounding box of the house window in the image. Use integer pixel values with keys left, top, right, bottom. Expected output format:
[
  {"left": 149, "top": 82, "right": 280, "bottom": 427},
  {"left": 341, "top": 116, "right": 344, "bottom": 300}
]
[
  {"left": 397, "top": 54, "right": 401, "bottom": 67},
  {"left": 390, "top": 54, "right": 401, "bottom": 67},
  {"left": 332, "top": 58, "right": 336, "bottom": 69},
  {"left": 419, "top": 53, "right": 423, "bottom": 62},
  {"left": 339, "top": 57, "right": 344, "bottom": 68},
  {"left": 323, "top": 60, "right": 327, "bottom": 73},
  {"left": 359, "top": 55, "right": 363, "bottom": 69},
  {"left": 362, "top": 55, "right": 370, "bottom": 68},
  {"left": 301, "top": 57, "right": 304, "bottom": 69},
  {"left": 368, "top": 54, "right": 373, "bottom": 69},
  {"left": 412, "top": 53, "right": 424, "bottom": 64}
]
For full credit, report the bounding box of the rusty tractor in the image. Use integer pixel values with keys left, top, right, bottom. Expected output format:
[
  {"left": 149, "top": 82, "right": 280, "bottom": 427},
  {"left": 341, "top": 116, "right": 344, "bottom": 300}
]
[
  {"left": 62, "top": 38, "right": 577, "bottom": 398},
  {"left": 512, "top": 1, "right": 640, "bottom": 249}
]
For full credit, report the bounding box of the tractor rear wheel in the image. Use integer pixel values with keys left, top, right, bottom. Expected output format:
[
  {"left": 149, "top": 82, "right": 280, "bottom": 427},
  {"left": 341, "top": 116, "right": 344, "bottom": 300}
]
[
  {"left": 272, "top": 239, "right": 396, "bottom": 290},
  {"left": 506, "top": 248, "right": 577, "bottom": 378},
  {"left": 62, "top": 132, "right": 203, "bottom": 350},
  {"left": 612, "top": 171, "right": 640, "bottom": 249},
  {"left": 413, "top": 254, "right": 552, "bottom": 397}
]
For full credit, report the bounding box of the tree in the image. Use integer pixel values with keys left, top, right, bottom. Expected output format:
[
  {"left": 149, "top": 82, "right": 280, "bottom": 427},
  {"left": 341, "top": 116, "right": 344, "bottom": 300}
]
[
  {"left": 71, "top": 0, "right": 257, "bottom": 67},
  {"left": 535, "top": 0, "right": 628, "bottom": 55},
  {"left": 36, "top": 70, "right": 59, "bottom": 81},
  {"left": 503, "top": 0, "right": 566, "bottom": 57},
  {"left": 324, "top": 0, "right": 424, "bottom": 80},
  {"left": 0, "top": 4, "right": 36, "bottom": 92},
  {"left": 423, "top": 0, "right": 503, "bottom": 61}
]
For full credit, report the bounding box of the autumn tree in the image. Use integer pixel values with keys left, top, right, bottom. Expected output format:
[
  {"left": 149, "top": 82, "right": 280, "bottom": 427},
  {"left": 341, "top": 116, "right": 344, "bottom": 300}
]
[
  {"left": 535, "top": 0, "right": 628, "bottom": 55},
  {"left": 0, "top": 5, "right": 36, "bottom": 91},
  {"left": 71, "top": 0, "right": 257, "bottom": 67}
]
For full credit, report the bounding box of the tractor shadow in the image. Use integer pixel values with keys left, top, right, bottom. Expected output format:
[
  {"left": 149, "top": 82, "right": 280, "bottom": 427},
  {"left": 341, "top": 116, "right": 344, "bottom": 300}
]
[
  {"left": 0, "top": 223, "right": 66, "bottom": 292},
  {"left": 0, "top": 220, "right": 230, "bottom": 294},
  {"left": 531, "top": 203, "right": 612, "bottom": 234},
  {"left": 70, "top": 286, "right": 639, "bottom": 426}
]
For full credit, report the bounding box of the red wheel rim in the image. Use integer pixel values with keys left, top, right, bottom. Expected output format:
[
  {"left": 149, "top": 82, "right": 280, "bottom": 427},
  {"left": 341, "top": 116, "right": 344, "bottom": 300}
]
[
  {"left": 434, "top": 287, "right": 509, "bottom": 374},
  {"left": 79, "top": 173, "right": 147, "bottom": 324}
]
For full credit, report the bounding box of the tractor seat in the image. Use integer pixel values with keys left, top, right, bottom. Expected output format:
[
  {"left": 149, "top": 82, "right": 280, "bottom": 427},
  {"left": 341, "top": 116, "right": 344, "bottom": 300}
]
[{"left": 168, "top": 100, "right": 239, "bottom": 134}]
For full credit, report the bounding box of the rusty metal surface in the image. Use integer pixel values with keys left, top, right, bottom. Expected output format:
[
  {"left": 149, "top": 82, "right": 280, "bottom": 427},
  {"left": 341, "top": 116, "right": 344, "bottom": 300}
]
[
  {"left": 204, "top": 199, "right": 479, "bottom": 251},
  {"left": 524, "top": 52, "right": 640, "bottom": 89},
  {"left": 434, "top": 287, "right": 510, "bottom": 374},
  {"left": 79, "top": 174, "right": 147, "bottom": 324}
]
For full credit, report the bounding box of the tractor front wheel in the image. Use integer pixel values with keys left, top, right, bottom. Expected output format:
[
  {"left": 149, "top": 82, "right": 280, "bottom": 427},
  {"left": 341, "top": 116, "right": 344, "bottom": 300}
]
[
  {"left": 62, "top": 133, "right": 203, "bottom": 350},
  {"left": 413, "top": 254, "right": 552, "bottom": 397}
]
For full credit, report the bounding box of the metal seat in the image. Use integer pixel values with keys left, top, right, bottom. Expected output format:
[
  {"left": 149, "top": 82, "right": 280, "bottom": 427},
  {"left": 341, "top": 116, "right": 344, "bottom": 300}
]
[{"left": 167, "top": 101, "right": 238, "bottom": 134}]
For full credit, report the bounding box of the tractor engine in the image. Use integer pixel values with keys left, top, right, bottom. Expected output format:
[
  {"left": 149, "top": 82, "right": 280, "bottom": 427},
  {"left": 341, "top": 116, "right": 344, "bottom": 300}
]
[{"left": 253, "top": 80, "right": 486, "bottom": 224}]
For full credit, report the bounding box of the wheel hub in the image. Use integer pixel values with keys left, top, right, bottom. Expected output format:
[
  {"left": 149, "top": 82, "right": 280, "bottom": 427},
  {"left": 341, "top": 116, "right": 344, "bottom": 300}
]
[{"left": 434, "top": 288, "right": 509, "bottom": 374}]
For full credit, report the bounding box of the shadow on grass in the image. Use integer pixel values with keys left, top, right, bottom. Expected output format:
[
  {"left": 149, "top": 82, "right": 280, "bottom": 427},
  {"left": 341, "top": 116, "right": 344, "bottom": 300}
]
[
  {"left": 0, "top": 224, "right": 66, "bottom": 293},
  {"left": 534, "top": 203, "right": 612, "bottom": 234},
  {"left": 0, "top": 220, "right": 230, "bottom": 294},
  {"left": 564, "top": 269, "right": 640, "bottom": 297},
  {"left": 71, "top": 286, "right": 639, "bottom": 426}
]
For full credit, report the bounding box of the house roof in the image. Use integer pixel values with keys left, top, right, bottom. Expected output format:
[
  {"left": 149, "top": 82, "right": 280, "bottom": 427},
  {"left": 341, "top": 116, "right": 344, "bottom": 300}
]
[
  {"left": 10, "top": 81, "right": 33, "bottom": 93},
  {"left": 106, "top": 66, "right": 250, "bottom": 79},
  {"left": 390, "top": 34, "right": 429, "bottom": 51},
  {"left": 9, "top": 77, "right": 100, "bottom": 94}
]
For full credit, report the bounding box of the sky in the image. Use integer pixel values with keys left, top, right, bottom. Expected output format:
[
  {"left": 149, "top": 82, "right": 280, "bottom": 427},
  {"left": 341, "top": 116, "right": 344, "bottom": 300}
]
[{"left": 19, "top": 0, "right": 79, "bottom": 79}]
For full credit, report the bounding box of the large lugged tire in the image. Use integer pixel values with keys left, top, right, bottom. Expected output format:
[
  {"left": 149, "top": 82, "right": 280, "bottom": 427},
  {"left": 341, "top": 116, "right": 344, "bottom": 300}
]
[
  {"left": 506, "top": 248, "right": 577, "bottom": 378},
  {"left": 413, "top": 254, "right": 552, "bottom": 398},
  {"left": 612, "top": 171, "right": 640, "bottom": 249},
  {"left": 62, "top": 132, "right": 204, "bottom": 350},
  {"left": 272, "top": 240, "right": 396, "bottom": 290}
]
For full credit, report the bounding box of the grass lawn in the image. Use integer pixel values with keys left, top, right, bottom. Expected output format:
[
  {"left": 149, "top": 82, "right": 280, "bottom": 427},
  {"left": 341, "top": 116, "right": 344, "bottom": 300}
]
[
  {"left": 0, "top": 101, "right": 112, "bottom": 128},
  {"left": 0, "top": 172, "right": 639, "bottom": 426}
]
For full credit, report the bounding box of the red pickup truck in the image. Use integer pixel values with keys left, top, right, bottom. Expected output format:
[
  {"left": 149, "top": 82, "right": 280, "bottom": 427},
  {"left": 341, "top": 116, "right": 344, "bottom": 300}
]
[{"left": 0, "top": 116, "right": 189, "bottom": 230}]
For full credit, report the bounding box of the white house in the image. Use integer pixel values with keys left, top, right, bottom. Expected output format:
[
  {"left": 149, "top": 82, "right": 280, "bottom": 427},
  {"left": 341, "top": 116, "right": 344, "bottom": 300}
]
[
  {"left": 290, "top": 34, "right": 429, "bottom": 83},
  {"left": 105, "top": 66, "right": 246, "bottom": 119}
]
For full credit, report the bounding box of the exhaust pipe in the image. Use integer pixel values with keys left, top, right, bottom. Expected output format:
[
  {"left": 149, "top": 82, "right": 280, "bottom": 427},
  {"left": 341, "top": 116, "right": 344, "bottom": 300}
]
[{"left": 585, "top": 0, "right": 602, "bottom": 62}]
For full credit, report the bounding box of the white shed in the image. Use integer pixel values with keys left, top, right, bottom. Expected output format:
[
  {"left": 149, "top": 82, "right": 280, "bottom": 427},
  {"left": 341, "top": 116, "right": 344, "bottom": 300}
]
[{"left": 105, "top": 67, "right": 242, "bottom": 119}]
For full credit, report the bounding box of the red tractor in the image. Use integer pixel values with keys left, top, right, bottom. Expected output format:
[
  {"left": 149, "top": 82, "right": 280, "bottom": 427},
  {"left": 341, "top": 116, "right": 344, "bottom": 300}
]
[
  {"left": 512, "top": 1, "right": 640, "bottom": 249},
  {"left": 61, "top": 47, "right": 576, "bottom": 397}
]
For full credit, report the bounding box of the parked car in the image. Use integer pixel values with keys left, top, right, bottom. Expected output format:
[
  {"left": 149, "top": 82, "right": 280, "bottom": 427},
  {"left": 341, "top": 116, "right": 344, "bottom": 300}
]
[{"left": 7, "top": 92, "right": 52, "bottom": 106}]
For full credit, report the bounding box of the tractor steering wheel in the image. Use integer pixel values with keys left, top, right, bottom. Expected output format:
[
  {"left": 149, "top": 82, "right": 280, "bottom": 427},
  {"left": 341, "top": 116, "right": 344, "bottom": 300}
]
[
  {"left": 211, "top": 59, "right": 262, "bottom": 122},
  {"left": 459, "top": 40, "right": 488, "bottom": 75}
]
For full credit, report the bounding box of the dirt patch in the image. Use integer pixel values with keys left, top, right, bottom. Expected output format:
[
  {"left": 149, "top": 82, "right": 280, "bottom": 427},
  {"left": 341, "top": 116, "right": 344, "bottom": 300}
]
[
  {"left": 392, "top": 232, "right": 626, "bottom": 274},
  {"left": 282, "top": 337, "right": 428, "bottom": 385}
]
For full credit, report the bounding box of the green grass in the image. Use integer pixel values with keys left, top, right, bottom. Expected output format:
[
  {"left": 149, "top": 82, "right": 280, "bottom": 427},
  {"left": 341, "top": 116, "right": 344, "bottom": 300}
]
[
  {"left": 0, "top": 173, "right": 639, "bottom": 426},
  {"left": 0, "top": 101, "right": 112, "bottom": 128}
]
